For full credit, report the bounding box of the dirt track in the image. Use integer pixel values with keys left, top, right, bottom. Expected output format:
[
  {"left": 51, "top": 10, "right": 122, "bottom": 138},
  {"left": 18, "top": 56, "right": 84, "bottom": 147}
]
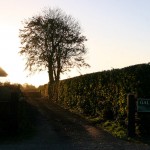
[{"left": 0, "top": 97, "right": 150, "bottom": 150}]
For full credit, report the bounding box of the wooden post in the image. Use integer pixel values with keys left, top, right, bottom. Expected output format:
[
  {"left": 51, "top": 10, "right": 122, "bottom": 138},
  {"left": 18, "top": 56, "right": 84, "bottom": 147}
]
[{"left": 127, "top": 94, "right": 136, "bottom": 137}]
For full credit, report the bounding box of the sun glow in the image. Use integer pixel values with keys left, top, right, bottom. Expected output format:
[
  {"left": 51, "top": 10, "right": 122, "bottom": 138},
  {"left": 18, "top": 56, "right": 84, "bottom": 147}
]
[
  {"left": 0, "top": 0, "right": 150, "bottom": 86},
  {"left": 0, "top": 24, "right": 48, "bottom": 86}
]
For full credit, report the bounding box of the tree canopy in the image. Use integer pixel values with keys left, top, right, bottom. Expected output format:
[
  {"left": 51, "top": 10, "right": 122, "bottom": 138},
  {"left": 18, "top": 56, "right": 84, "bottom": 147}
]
[{"left": 19, "top": 8, "right": 89, "bottom": 85}]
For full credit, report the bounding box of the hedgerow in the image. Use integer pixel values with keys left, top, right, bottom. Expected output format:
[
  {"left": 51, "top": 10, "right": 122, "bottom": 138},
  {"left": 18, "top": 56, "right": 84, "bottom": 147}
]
[{"left": 38, "top": 63, "right": 150, "bottom": 135}]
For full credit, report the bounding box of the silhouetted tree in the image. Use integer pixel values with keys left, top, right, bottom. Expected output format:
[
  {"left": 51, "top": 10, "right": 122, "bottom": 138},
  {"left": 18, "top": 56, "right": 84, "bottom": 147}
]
[{"left": 19, "top": 8, "right": 89, "bottom": 97}]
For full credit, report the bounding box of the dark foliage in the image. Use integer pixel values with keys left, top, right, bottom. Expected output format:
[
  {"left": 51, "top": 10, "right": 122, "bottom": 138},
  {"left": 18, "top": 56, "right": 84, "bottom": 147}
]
[{"left": 39, "top": 63, "right": 150, "bottom": 135}]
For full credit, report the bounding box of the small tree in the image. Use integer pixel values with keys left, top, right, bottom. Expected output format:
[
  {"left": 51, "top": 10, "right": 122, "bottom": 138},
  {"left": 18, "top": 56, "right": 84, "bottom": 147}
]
[{"left": 19, "top": 8, "right": 89, "bottom": 97}]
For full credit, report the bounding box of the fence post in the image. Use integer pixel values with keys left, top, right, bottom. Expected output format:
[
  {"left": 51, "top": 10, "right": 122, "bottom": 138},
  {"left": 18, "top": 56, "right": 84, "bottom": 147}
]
[{"left": 127, "top": 94, "right": 136, "bottom": 137}]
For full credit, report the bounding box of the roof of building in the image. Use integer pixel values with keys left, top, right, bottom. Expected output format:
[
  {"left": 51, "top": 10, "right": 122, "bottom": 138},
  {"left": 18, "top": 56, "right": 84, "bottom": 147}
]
[{"left": 0, "top": 67, "right": 7, "bottom": 77}]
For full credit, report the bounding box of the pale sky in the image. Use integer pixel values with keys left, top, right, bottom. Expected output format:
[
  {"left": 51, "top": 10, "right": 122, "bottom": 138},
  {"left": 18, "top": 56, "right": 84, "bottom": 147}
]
[{"left": 0, "top": 0, "right": 150, "bottom": 86}]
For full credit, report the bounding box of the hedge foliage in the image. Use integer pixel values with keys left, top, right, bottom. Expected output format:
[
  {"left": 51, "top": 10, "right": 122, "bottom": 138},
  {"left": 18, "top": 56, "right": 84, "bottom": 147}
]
[{"left": 39, "top": 63, "right": 150, "bottom": 134}]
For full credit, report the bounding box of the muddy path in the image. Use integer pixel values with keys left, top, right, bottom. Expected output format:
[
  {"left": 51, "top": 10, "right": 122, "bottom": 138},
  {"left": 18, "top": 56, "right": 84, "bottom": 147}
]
[{"left": 0, "top": 97, "right": 150, "bottom": 150}]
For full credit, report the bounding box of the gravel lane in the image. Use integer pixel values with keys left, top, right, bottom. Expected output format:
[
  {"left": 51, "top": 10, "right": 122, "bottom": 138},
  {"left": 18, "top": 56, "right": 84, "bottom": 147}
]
[{"left": 0, "top": 98, "right": 150, "bottom": 150}]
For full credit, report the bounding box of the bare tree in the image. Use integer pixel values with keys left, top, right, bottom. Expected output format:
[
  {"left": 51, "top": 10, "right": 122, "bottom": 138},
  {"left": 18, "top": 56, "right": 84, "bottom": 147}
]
[{"left": 19, "top": 8, "right": 89, "bottom": 96}]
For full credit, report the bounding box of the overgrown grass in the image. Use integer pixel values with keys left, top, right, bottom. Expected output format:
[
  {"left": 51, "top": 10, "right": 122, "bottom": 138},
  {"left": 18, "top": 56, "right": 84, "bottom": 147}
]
[
  {"left": 87, "top": 117, "right": 127, "bottom": 139},
  {"left": 67, "top": 107, "right": 127, "bottom": 139},
  {"left": 88, "top": 117, "right": 150, "bottom": 144},
  {"left": 101, "top": 120, "right": 127, "bottom": 138}
]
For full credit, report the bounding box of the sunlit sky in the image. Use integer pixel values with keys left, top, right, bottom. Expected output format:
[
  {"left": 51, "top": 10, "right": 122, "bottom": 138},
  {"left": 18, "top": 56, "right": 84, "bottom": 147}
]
[{"left": 0, "top": 0, "right": 150, "bottom": 86}]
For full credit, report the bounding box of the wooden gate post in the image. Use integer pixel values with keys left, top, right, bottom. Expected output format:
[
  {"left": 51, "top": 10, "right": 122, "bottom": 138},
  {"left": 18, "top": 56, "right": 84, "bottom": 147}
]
[{"left": 127, "top": 94, "right": 136, "bottom": 137}]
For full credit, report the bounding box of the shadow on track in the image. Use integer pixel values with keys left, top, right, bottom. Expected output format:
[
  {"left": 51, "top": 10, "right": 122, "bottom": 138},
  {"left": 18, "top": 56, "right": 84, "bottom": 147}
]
[{"left": 0, "top": 98, "right": 39, "bottom": 143}]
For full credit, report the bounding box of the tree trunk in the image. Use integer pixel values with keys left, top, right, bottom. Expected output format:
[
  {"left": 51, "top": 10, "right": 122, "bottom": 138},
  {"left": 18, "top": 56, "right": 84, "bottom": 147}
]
[{"left": 48, "top": 63, "right": 54, "bottom": 100}]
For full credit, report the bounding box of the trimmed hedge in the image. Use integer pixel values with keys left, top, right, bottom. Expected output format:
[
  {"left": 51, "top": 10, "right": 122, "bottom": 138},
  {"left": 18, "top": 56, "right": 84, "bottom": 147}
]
[
  {"left": 58, "top": 64, "right": 150, "bottom": 117},
  {"left": 39, "top": 63, "right": 150, "bottom": 135}
]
